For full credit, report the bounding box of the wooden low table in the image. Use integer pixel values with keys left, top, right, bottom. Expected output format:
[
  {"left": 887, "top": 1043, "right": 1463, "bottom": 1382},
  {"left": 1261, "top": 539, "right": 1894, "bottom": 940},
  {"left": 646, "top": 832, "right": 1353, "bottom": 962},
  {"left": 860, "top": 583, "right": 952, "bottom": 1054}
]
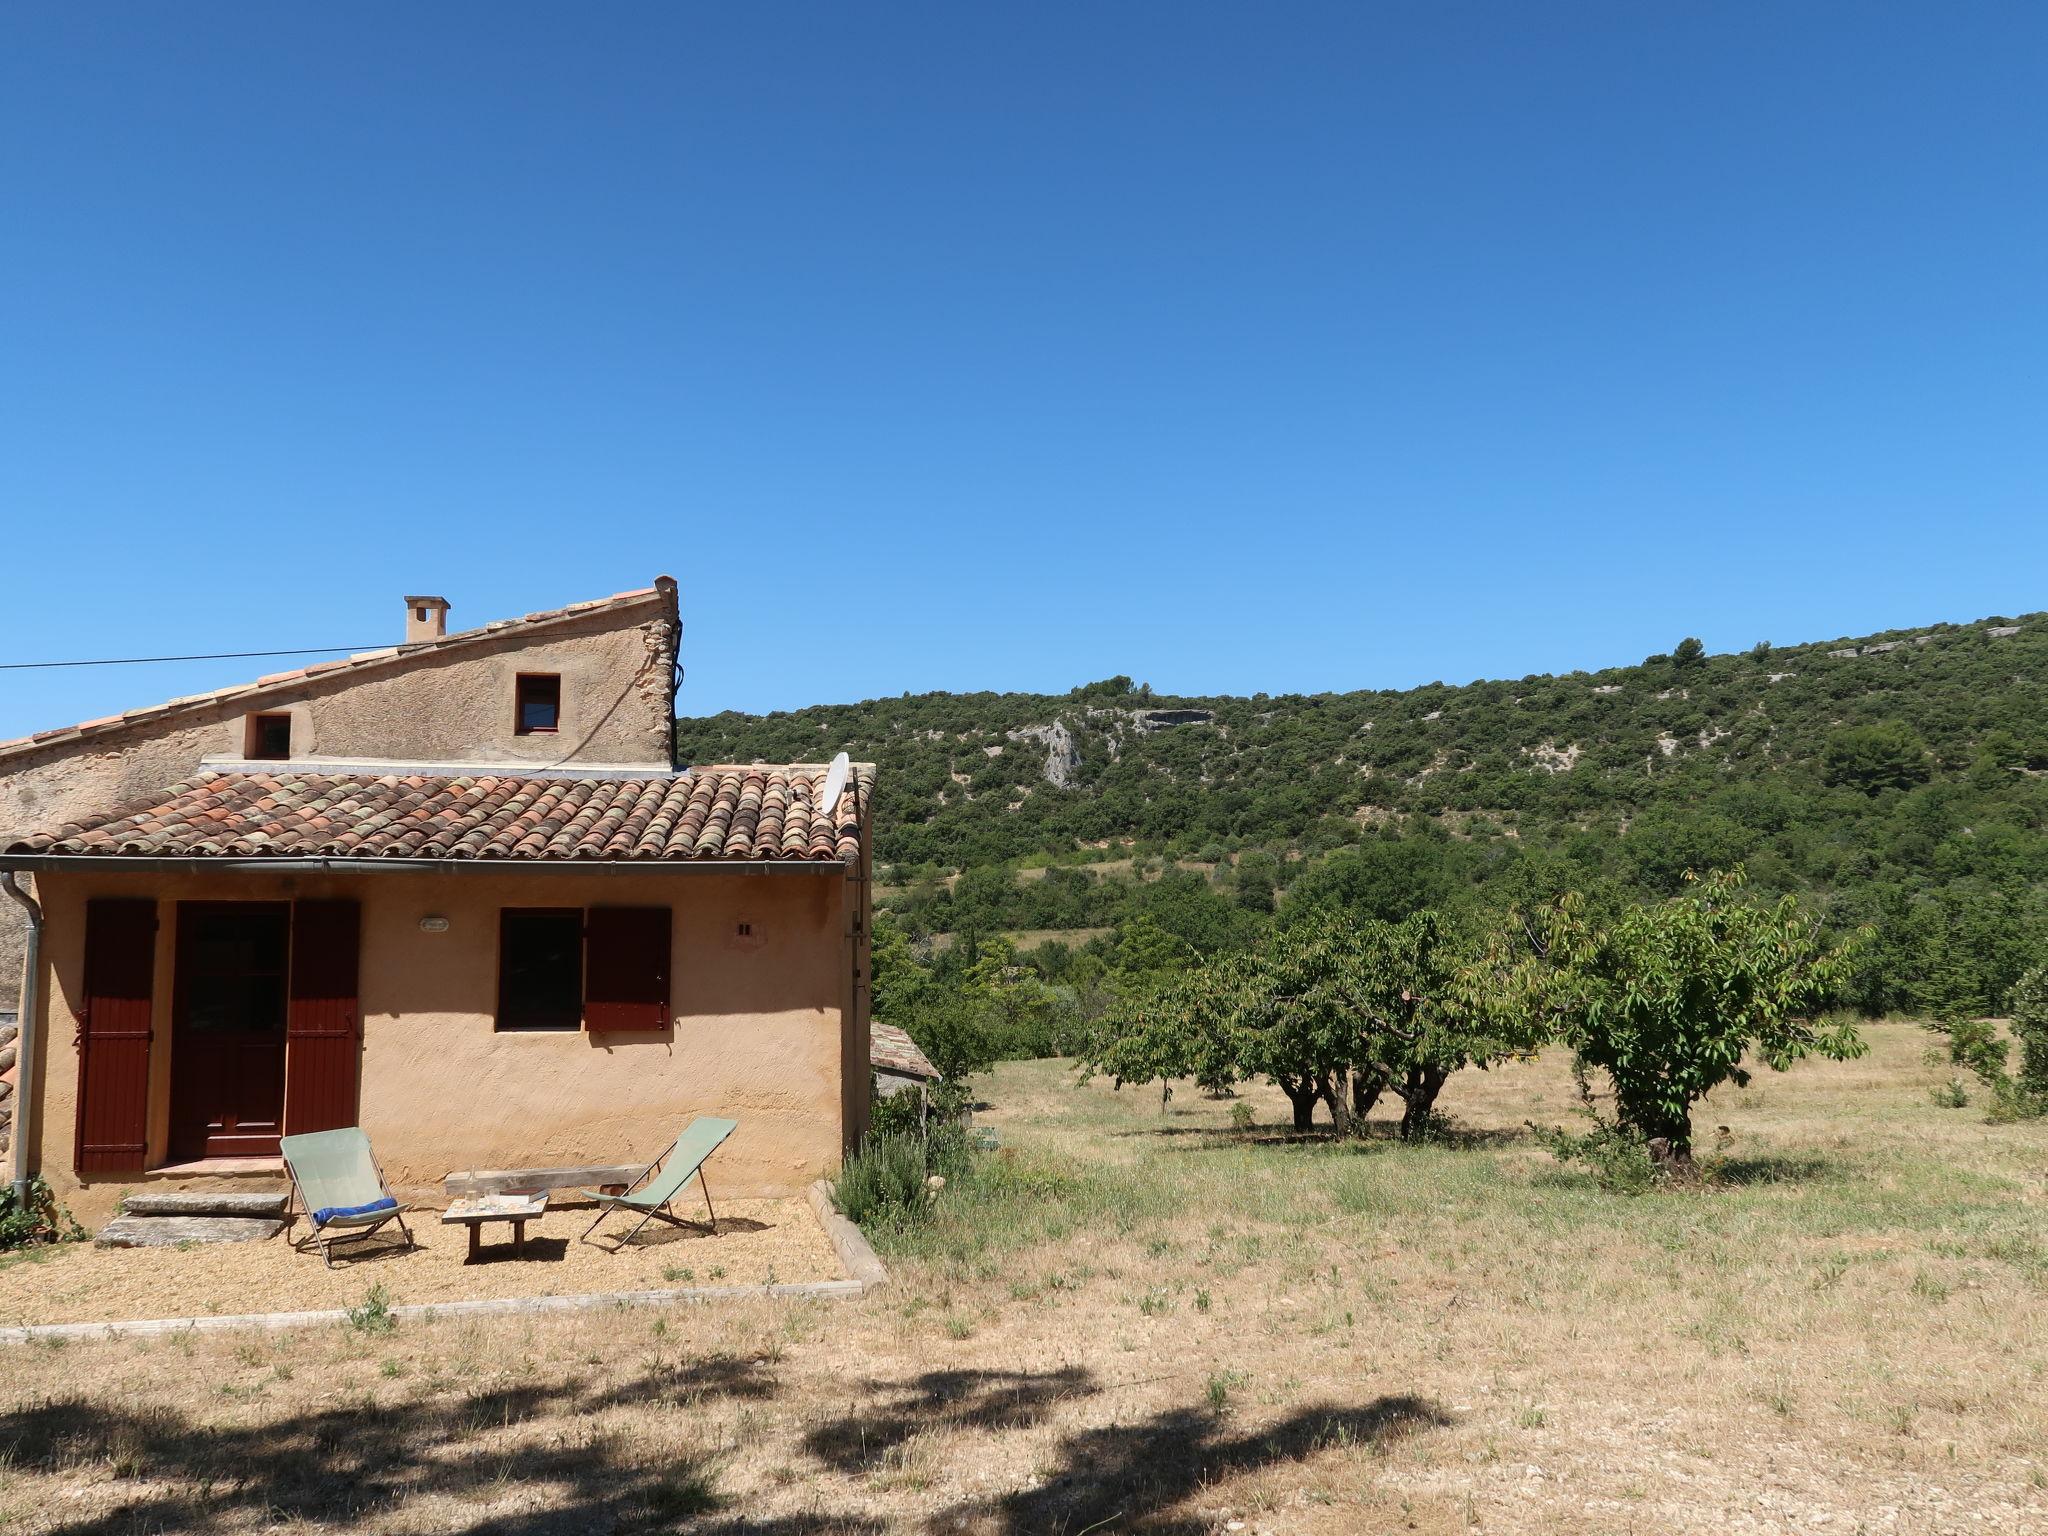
[{"left": 442, "top": 1192, "right": 548, "bottom": 1260}]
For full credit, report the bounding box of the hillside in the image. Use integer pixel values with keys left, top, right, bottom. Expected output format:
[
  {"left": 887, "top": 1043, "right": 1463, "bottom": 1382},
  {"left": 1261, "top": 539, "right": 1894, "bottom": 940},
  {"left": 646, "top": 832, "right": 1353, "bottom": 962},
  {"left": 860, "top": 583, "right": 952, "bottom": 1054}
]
[{"left": 677, "top": 612, "right": 2048, "bottom": 1018}]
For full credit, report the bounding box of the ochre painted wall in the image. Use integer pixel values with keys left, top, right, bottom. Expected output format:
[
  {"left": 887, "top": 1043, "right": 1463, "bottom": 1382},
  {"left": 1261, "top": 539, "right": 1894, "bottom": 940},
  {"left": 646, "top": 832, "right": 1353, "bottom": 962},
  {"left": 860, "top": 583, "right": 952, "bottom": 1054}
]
[
  {"left": 25, "top": 865, "right": 857, "bottom": 1222},
  {"left": 0, "top": 591, "right": 678, "bottom": 987}
]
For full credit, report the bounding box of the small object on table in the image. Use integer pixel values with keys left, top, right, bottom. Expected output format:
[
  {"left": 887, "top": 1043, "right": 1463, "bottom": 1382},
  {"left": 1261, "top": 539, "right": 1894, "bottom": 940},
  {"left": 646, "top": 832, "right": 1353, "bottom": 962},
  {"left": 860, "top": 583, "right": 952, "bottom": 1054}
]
[{"left": 442, "top": 1191, "right": 548, "bottom": 1260}]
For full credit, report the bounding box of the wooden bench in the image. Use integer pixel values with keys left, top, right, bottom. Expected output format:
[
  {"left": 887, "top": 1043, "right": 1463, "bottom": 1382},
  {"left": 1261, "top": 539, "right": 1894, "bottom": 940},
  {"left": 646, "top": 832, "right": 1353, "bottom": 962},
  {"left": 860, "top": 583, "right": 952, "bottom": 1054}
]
[{"left": 443, "top": 1164, "right": 641, "bottom": 1199}]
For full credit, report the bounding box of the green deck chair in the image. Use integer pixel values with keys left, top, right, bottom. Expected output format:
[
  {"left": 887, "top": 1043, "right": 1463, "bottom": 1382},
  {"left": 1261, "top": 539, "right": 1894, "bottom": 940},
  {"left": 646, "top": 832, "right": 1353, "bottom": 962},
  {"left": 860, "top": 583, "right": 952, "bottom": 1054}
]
[
  {"left": 281, "top": 1127, "right": 417, "bottom": 1268},
  {"left": 579, "top": 1116, "right": 738, "bottom": 1251}
]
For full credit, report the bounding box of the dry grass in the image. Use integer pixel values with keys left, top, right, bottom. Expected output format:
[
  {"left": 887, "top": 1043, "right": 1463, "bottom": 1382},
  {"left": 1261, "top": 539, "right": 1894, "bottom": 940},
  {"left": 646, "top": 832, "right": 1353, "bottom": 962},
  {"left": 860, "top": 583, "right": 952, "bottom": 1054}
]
[
  {"left": 0, "top": 1198, "right": 840, "bottom": 1327},
  {"left": 2, "top": 1021, "right": 2044, "bottom": 1534}
]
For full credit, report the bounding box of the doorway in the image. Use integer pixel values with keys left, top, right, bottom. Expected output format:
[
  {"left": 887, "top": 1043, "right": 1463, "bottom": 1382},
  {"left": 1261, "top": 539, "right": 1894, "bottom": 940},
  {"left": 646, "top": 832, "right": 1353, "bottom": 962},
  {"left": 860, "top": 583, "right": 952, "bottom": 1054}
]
[{"left": 170, "top": 902, "right": 290, "bottom": 1159}]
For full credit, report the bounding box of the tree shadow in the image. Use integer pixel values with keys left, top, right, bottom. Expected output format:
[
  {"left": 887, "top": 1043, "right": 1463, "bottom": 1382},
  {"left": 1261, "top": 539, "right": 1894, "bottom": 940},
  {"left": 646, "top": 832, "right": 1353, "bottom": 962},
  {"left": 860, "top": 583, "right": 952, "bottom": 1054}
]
[
  {"left": 802, "top": 1365, "right": 1096, "bottom": 1473},
  {"left": 927, "top": 1393, "right": 1451, "bottom": 1534},
  {"left": 6, "top": 1357, "right": 1449, "bottom": 1535},
  {"left": 1121, "top": 1118, "right": 1532, "bottom": 1154},
  {"left": 799, "top": 1366, "right": 1451, "bottom": 1534},
  {"left": 0, "top": 1353, "right": 852, "bottom": 1536},
  {"left": 1704, "top": 1151, "right": 1840, "bottom": 1187}
]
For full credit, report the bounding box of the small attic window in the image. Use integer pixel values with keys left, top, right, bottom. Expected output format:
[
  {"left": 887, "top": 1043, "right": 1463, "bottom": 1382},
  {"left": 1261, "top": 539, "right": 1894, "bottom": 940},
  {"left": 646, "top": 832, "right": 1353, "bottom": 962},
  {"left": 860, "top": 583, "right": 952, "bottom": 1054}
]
[
  {"left": 516, "top": 674, "right": 561, "bottom": 735},
  {"left": 246, "top": 713, "right": 292, "bottom": 761}
]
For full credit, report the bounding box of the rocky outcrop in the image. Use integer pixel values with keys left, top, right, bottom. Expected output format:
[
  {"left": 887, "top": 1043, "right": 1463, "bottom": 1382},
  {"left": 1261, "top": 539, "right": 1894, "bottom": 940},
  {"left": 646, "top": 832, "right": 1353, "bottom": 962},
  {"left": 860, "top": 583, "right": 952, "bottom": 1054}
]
[
  {"left": 1132, "top": 708, "right": 1214, "bottom": 731},
  {"left": 1007, "top": 721, "right": 1081, "bottom": 789}
]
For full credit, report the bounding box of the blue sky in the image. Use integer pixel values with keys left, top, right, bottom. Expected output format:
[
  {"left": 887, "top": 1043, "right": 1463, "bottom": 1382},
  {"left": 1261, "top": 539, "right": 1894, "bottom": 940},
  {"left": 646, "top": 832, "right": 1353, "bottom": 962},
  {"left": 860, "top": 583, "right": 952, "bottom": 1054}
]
[{"left": 2, "top": 5, "right": 2044, "bottom": 738}]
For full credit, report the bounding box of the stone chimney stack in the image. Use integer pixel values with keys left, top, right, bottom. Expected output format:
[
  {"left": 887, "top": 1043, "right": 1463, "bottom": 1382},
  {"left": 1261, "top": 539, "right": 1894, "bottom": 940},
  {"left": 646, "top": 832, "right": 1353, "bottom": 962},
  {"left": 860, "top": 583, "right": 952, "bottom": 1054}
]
[{"left": 404, "top": 595, "right": 450, "bottom": 645}]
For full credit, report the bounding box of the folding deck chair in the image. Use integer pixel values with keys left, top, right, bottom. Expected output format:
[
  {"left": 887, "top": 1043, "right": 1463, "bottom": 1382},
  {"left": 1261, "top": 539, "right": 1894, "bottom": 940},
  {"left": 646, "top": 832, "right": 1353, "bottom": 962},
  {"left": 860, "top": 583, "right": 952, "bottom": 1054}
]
[
  {"left": 281, "top": 1127, "right": 418, "bottom": 1268},
  {"left": 579, "top": 1116, "right": 737, "bottom": 1251}
]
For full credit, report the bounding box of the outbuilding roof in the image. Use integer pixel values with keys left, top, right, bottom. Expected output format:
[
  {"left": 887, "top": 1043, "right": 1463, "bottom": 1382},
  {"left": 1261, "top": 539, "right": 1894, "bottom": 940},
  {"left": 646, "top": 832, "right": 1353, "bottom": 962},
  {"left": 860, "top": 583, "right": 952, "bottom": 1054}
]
[
  {"left": 870, "top": 1023, "right": 940, "bottom": 1081},
  {"left": 0, "top": 763, "right": 873, "bottom": 865}
]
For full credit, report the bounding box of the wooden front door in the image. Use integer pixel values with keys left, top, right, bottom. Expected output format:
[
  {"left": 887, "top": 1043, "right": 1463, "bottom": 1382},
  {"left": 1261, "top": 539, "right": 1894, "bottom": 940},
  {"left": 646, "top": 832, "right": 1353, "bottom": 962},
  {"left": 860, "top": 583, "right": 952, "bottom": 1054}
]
[{"left": 171, "top": 902, "right": 290, "bottom": 1159}]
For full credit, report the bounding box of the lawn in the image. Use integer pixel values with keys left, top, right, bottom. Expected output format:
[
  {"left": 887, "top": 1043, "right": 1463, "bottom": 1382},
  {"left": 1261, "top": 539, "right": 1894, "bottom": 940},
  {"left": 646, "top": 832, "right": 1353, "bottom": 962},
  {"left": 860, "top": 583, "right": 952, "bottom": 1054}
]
[{"left": 1, "top": 1020, "right": 2043, "bottom": 1534}]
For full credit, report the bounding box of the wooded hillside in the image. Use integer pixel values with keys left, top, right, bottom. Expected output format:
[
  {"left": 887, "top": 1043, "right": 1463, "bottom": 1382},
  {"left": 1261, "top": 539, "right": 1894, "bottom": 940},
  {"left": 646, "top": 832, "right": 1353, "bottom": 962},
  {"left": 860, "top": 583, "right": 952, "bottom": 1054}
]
[{"left": 678, "top": 612, "right": 2048, "bottom": 1019}]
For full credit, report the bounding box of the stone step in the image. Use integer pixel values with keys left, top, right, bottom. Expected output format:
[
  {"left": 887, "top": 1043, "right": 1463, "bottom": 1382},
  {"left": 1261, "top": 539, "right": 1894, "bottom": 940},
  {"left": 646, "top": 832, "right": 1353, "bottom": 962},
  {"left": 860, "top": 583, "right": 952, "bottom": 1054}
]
[
  {"left": 119, "top": 1190, "right": 289, "bottom": 1219},
  {"left": 95, "top": 1215, "right": 286, "bottom": 1248}
]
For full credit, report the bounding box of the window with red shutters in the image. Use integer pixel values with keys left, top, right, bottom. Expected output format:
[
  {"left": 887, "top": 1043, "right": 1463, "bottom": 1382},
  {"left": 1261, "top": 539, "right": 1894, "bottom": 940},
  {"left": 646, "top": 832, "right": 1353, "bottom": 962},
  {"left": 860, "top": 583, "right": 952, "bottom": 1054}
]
[{"left": 583, "top": 906, "right": 671, "bottom": 1033}]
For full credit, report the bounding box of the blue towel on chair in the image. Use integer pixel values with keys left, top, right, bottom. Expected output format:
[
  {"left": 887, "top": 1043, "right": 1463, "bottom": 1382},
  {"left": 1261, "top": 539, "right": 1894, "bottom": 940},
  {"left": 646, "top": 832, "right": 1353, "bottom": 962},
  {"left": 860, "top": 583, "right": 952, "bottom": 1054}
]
[{"left": 313, "top": 1196, "right": 397, "bottom": 1227}]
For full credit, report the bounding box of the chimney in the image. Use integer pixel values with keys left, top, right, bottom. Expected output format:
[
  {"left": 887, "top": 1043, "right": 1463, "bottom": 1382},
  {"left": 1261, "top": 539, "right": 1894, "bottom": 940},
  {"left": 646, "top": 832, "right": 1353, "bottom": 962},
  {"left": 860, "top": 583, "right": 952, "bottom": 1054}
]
[{"left": 404, "top": 595, "right": 450, "bottom": 645}]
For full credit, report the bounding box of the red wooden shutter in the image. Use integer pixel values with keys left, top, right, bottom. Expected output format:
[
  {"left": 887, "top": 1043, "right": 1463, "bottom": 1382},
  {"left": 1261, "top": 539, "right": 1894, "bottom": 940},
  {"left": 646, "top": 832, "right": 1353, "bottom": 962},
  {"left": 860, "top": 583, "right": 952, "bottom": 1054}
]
[
  {"left": 285, "top": 900, "right": 361, "bottom": 1134},
  {"left": 584, "top": 907, "right": 671, "bottom": 1032},
  {"left": 77, "top": 898, "right": 157, "bottom": 1173}
]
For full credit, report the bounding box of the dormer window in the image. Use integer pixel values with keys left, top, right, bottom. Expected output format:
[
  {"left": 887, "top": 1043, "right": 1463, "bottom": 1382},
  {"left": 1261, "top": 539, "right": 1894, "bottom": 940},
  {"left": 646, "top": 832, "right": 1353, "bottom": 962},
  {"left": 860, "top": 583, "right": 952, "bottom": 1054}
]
[
  {"left": 516, "top": 674, "right": 561, "bottom": 735},
  {"left": 246, "top": 712, "right": 293, "bottom": 761}
]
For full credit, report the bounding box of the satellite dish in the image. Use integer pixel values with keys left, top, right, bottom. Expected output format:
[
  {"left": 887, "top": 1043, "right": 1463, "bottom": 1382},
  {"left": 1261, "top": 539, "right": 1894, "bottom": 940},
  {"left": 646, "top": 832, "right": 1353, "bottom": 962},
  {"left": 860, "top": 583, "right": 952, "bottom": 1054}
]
[{"left": 818, "top": 751, "right": 851, "bottom": 822}]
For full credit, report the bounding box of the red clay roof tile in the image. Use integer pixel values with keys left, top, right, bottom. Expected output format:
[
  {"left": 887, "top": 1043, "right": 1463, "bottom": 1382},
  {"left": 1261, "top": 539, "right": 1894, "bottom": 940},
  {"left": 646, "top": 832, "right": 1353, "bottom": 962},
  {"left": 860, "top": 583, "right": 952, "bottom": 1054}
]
[{"left": 2, "top": 763, "right": 873, "bottom": 865}]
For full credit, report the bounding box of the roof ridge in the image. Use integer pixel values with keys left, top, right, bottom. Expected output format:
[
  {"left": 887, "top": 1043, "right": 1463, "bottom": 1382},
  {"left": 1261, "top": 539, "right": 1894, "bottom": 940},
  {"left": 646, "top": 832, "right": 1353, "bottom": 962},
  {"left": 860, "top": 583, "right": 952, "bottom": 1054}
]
[{"left": 0, "top": 583, "right": 673, "bottom": 764}]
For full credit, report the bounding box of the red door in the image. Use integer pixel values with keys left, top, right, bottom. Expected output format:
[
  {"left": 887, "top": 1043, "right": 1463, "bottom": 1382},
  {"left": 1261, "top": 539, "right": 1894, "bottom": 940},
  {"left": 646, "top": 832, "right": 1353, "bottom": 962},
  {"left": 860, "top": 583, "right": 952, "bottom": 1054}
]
[
  {"left": 77, "top": 898, "right": 158, "bottom": 1173},
  {"left": 284, "top": 900, "right": 361, "bottom": 1134},
  {"left": 170, "top": 903, "right": 290, "bottom": 1159}
]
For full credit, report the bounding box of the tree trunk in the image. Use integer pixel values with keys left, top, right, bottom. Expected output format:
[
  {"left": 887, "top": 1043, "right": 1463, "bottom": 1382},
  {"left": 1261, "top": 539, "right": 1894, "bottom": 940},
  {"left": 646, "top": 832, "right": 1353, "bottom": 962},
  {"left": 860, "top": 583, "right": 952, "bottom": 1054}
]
[
  {"left": 1397, "top": 1064, "right": 1451, "bottom": 1141},
  {"left": 1319, "top": 1070, "right": 1354, "bottom": 1138},
  {"left": 1351, "top": 1070, "right": 1384, "bottom": 1123},
  {"left": 1277, "top": 1075, "right": 1319, "bottom": 1132},
  {"left": 1643, "top": 1122, "right": 1694, "bottom": 1171}
]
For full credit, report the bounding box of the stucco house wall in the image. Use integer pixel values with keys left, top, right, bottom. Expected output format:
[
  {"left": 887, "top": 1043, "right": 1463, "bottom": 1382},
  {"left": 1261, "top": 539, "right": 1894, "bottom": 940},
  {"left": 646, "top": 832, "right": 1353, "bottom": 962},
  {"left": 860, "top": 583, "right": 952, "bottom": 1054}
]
[
  {"left": 0, "top": 584, "right": 679, "bottom": 988},
  {"left": 24, "top": 862, "right": 858, "bottom": 1224}
]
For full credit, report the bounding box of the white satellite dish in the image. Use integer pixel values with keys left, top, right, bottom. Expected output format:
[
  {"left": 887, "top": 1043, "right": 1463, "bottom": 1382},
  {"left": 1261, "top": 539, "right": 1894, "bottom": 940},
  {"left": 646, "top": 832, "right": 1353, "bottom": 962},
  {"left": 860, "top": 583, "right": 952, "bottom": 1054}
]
[{"left": 818, "top": 751, "right": 851, "bottom": 821}]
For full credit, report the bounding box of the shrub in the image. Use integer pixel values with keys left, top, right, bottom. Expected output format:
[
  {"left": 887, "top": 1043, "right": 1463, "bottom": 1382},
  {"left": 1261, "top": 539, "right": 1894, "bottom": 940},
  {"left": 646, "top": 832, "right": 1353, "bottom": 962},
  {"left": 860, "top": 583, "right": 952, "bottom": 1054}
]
[
  {"left": 1930, "top": 1077, "right": 1970, "bottom": 1109},
  {"left": 2009, "top": 964, "right": 2048, "bottom": 1097},
  {"left": 1933, "top": 976, "right": 2048, "bottom": 1121},
  {"left": 833, "top": 1135, "right": 932, "bottom": 1227},
  {"left": 345, "top": 1283, "right": 396, "bottom": 1336},
  {"left": 869, "top": 1085, "right": 926, "bottom": 1139},
  {"left": 0, "top": 1178, "right": 85, "bottom": 1252},
  {"left": 1530, "top": 1118, "right": 1662, "bottom": 1196}
]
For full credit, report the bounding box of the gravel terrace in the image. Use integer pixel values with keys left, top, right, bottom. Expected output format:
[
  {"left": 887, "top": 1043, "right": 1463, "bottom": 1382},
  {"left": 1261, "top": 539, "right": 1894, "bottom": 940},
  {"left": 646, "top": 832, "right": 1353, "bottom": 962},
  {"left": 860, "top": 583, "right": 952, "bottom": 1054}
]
[{"left": 0, "top": 1196, "right": 843, "bottom": 1326}]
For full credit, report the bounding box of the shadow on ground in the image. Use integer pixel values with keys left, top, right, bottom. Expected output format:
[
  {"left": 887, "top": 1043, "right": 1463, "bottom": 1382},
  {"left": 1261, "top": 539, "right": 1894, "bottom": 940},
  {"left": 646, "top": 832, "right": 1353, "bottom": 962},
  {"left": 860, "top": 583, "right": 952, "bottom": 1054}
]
[
  {"left": 0, "top": 1357, "right": 864, "bottom": 1536},
  {"left": 4, "top": 1356, "right": 1449, "bottom": 1535},
  {"left": 803, "top": 1365, "right": 1095, "bottom": 1473},
  {"left": 799, "top": 1365, "right": 1452, "bottom": 1534},
  {"left": 1116, "top": 1118, "right": 1530, "bottom": 1152}
]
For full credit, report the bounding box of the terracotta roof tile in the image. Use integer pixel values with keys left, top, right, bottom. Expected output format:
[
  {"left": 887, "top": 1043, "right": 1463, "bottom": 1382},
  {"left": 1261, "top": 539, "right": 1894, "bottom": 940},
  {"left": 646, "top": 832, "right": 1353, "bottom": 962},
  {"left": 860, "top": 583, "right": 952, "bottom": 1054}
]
[
  {"left": 2, "top": 763, "right": 873, "bottom": 865},
  {"left": 870, "top": 1023, "right": 939, "bottom": 1080}
]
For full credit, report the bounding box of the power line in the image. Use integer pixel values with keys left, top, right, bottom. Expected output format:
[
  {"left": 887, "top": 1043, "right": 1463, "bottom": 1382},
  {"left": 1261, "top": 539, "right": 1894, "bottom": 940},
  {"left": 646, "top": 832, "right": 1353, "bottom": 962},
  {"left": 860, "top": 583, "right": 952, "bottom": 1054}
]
[{"left": 0, "top": 645, "right": 385, "bottom": 672}]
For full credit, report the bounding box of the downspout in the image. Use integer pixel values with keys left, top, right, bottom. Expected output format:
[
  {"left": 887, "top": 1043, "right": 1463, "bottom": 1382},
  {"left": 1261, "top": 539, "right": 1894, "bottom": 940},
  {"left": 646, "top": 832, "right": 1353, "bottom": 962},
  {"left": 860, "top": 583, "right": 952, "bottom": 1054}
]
[{"left": 3, "top": 873, "right": 43, "bottom": 1206}]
